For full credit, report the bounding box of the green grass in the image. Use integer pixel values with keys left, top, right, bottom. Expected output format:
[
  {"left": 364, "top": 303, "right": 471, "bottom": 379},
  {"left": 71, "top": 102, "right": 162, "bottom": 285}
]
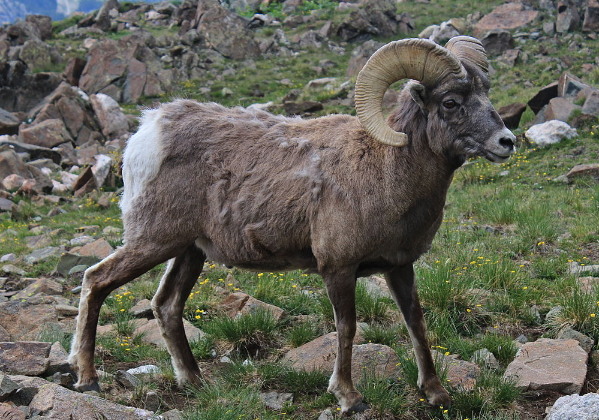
[
  {"left": 4, "top": 0, "right": 599, "bottom": 417},
  {"left": 204, "top": 309, "right": 279, "bottom": 356}
]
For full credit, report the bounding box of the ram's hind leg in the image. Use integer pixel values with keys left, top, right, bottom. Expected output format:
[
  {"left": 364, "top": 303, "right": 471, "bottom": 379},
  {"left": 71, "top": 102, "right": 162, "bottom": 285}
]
[
  {"left": 385, "top": 264, "right": 450, "bottom": 406},
  {"left": 69, "top": 244, "right": 180, "bottom": 391},
  {"left": 152, "top": 245, "right": 206, "bottom": 386}
]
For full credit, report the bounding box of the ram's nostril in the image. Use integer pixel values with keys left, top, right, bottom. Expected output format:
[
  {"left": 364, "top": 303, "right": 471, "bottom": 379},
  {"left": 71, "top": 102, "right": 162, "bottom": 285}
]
[{"left": 499, "top": 137, "right": 515, "bottom": 150}]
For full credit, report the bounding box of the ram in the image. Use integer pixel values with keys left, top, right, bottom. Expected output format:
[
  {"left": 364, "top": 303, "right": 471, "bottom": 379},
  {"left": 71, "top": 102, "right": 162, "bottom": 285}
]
[{"left": 69, "top": 36, "right": 515, "bottom": 414}]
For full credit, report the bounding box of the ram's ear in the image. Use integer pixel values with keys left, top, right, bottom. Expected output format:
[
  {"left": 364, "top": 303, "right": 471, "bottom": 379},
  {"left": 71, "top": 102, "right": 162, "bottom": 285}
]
[{"left": 409, "top": 82, "right": 428, "bottom": 113}]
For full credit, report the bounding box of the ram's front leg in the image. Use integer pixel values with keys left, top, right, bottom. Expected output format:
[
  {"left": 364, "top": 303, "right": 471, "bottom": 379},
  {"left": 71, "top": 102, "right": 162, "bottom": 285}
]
[
  {"left": 385, "top": 264, "right": 450, "bottom": 406},
  {"left": 322, "top": 268, "right": 369, "bottom": 414}
]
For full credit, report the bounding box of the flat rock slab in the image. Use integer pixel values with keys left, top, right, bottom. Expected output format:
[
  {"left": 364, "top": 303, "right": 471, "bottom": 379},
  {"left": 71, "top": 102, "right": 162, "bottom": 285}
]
[
  {"left": 546, "top": 393, "right": 599, "bottom": 420},
  {"left": 0, "top": 341, "right": 51, "bottom": 375},
  {"left": 432, "top": 350, "right": 481, "bottom": 390},
  {"left": 133, "top": 318, "right": 204, "bottom": 348},
  {"left": 474, "top": 2, "right": 539, "bottom": 37},
  {"left": 504, "top": 338, "right": 587, "bottom": 394},
  {"left": 283, "top": 332, "right": 398, "bottom": 383},
  {"left": 220, "top": 292, "right": 286, "bottom": 321},
  {"left": 8, "top": 375, "right": 155, "bottom": 419},
  {"left": 0, "top": 298, "right": 62, "bottom": 341}
]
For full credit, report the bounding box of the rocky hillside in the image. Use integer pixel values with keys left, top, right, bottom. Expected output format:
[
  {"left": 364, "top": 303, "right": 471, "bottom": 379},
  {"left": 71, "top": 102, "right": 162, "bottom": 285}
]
[{"left": 0, "top": 0, "right": 599, "bottom": 419}]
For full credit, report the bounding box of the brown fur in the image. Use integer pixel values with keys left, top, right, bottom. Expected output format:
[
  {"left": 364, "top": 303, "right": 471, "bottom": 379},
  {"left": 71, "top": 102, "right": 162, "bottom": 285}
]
[{"left": 69, "top": 63, "right": 514, "bottom": 414}]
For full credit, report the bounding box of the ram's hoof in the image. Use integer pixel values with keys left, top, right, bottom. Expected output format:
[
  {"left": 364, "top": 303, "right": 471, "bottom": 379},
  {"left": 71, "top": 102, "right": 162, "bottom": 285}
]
[
  {"left": 74, "top": 381, "right": 101, "bottom": 393},
  {"left": 344, "top": 401, "right": 370, "bottom": 415}
]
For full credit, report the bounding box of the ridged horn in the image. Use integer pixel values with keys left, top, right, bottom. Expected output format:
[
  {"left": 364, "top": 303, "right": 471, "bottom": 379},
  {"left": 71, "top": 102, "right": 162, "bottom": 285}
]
[
  {"left": 445, "top": 36, "right": 489, "bottom": 73},
  {"left": 355, "top": 38, "right": 466, "bottom": 147}
]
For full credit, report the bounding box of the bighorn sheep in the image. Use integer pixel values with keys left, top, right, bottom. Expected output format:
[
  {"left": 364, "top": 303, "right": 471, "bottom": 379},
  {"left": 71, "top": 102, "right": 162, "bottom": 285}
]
[{"left": 69, "top": 36, "right": 515, "bottom": 413}]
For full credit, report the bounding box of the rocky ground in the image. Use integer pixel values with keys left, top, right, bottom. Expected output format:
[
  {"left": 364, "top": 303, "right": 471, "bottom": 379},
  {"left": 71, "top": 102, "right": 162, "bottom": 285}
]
[{"left": 1, "top": 0, "right": 599, "bottom": 419}]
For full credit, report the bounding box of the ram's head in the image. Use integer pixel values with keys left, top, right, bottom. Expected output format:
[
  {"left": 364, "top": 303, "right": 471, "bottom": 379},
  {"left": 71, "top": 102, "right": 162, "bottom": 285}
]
[{"left": 355, "top": 36, "right": 516, "bottom": 164}]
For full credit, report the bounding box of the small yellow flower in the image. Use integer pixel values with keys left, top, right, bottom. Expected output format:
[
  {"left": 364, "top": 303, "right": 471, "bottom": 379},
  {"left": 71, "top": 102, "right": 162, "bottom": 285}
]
[{"left": 591, "top": 314, "right": 596, "bottom": 318}]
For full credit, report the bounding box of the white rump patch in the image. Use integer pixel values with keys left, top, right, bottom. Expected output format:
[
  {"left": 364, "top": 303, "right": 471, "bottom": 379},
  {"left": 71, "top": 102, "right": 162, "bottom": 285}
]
[{"left": 120, "top": 108, "right": 165, "bottom": 213}]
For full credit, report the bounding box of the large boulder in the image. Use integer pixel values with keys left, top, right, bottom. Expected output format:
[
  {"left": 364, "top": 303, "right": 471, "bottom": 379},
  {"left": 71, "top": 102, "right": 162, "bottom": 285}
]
[
  {"left": 282, "top": 332, "right": 400, "bottom": 384},
  {"left": 17, "top": 39, "right": 62, "bottom": 72},
  {"left": 583, "top": 0, "right": 599, "bottom": 31},
  {"left": 525, "top": 120, "right": 578, "bottom": 146},
  {"left": 346, "top": 40, "right": 384, "bottom": 78},
  {"left": 25, "top": 15, "right": 53, "bottom": 41},
  {"left": 556, "top": 0, "right": 581, "bottom": 33},
  {"left": 0, "top": 64, "right": 62, "bottom": 113},
  {"left": 0, "top": 108, "right": 20, "bottom": 135},
  {"left": 0, "top": 148, "right": 52, "bottom": 193},
  {"left": 0, "top": 297, "right": 63, "bottom": 341},
  {"left": 0, "top": 342, "right": 51, "bottom": 376},
  {"left": 7, "top": 375, "right": 156, "bottom": 419},
  {"left": 546, "top": 393, "right": 599, "bottom": 420},
  {"left": 25, "top": 83, "right": 103, "bottom": 147},
  {"left": 504, "top": 338, "right": 587, "bottom": 394},
  {"left": 335, "top": 0, "right": 399, "bottom": 42},
  {"left": 90, "top": 93, "right": 129, "bottom": 140},
  {"left": 473, "top": 2, "right": 540, "bottom": 37},
  {"left": 194, "top": 0, "right": 260, "bottom": 60},
  {"left": 18, "top": 119, "right": 72, "bottom": 148},
  {"left": 480, "top": 29, "right": 515, "bottom": 56},
  {"left": 79, "top": 38, "right": 139, "bottom": 100}
]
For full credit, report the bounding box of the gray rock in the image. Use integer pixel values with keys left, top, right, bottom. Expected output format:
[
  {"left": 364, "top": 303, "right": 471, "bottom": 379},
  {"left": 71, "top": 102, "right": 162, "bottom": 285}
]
[
  {"left": 90, "top": 94, "right": 129, "bottom": 140},
  {"left": 346, "top": 40, "right": 384, "bottom": 78},
  {"left": 559, "top": 72, "right": 590, "bottom": 98},
  {"left": 127, "top": 365, "right": 161, "bottom": 376},
  {"left": 23, "top": 247, "right": 62, "bottom": 265},
  {"left": 583, "top": 0, "right": 599, "bottom": 32},
  {"left": 56, "top": 253, "right": 100, "bottom": 277},
  {"left": 46, "top": 341, "right": 71, "bottom": 375},
  {"left": 0, "top": 403, "right": 25, "bottom": 420},
  {"left": 260, "top": 391, "right": 293, "bottom": 410},
  {"left": 546, "top": 393, "right": 599, "bottom": 420},
  {"left": 129, "top": 299, "right": 153, "bottom": 318},
  {"left": 0, "top": 373, "right": 19, "bottom": 401},
  {"left": 525, "top": 120, "right": 577, "bottom": 146},
  {"left": 0, "top": 298, "right": 62, "bottom": 341},
  {"left": 283, "top": 335, "right": 399, "bottom": 384},
  {"left": 144, "top": 390, "right": 160, "bottom": 412},
  {"left": 568, "top": 262, "right": 599, "bottom": 276},
  {"left": 582, "top": 91, "right": 599, "bottom": 116},
  {"left": 318, "top": 409, "right": 335, "bottom": 420},
  {"left": 544, "top": 97, "right": 581, "bottom": 123},
  {"left": 18, "top": 119, "right": 72, "bottom": 148},
  {"left": 0, "top": 341, "right": 51, "bottom": 375},
  {"left": 0, "top": 108, "right": 20, "bottom": 136},
  {"left": 429, "top": 20, "right": 461, "bottom": 43},
  {"left": 556, "top": 0, "right": 580, "bottom": 33},
  {"left": 358, "top": 275, "right": 391, "bottom": 299},
  {"left": 557, "top": 327, "right": 594, "bottom": 353},
  {"left": 194, "top": 0, "right": 261, "bottom": 60},
  {"left": 9, "top": 375, "right": 156, "bottom": 419},
  {"left": 133, "top": 318, "right": 204, "bottom": 348},
  {"left": 115, "top": 370, "right": 141, "bottom": 389},
  {"left": 504, "top": 338, "right": 587, "bottom": 394},
  {"left": 566, "top": 164, "right": 599, "bottom": 183},
  {"left": 480, "top": 29, "right": 515, "bottom": 56},
  {"left": 471, "top": 348, "right": 500, "bottom": 369},
  {"left": 12, "top": 278, "right": 63, "bottom": 300},
  {"left": 473, "top": 3, "right": 539, "bottom": 38},
  {"left": 431, "top": 350, "right": 481, "bottom": 390},
  {"left": 0, "top": 264, "right": 25, "bottom": 276}
]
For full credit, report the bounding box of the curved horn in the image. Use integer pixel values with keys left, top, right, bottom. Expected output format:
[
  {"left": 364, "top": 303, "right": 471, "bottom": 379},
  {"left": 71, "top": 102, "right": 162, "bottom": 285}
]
[
  {"left": 445, "top": 36, "right": 489, "bottom": 73},
  {"left": 355, "top": 38, "right": 465, "bottom": 147}
]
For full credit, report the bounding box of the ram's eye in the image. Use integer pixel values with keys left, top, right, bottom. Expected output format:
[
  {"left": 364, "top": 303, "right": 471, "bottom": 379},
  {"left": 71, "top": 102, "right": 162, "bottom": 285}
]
[{"left": 443, "top": 99, "right": 457, "bottom": 109}]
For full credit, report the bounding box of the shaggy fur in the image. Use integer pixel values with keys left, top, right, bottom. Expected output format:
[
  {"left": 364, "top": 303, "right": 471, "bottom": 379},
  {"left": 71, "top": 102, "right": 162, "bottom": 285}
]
[{"left": 69, "top": 61, "right": 515, "bottom": 414}]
